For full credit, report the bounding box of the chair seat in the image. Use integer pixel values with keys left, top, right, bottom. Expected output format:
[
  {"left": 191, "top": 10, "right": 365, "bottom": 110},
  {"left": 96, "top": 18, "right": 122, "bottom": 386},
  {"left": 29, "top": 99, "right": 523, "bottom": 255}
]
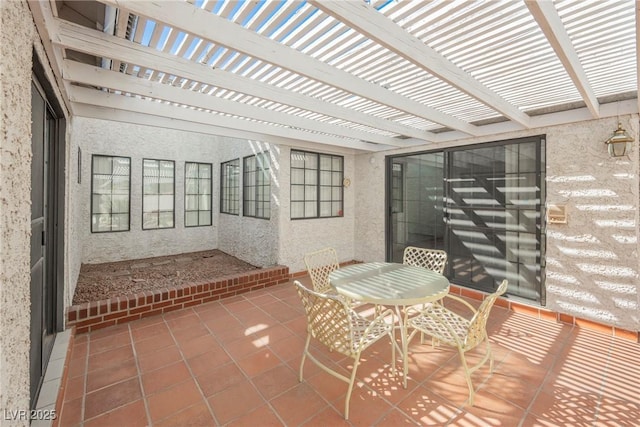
[
  {"left": 349, "top": 313, "right": 392, "bottom": 352},
  {"left": 406, "top": 305, "right": 470, "bottom": 349}
]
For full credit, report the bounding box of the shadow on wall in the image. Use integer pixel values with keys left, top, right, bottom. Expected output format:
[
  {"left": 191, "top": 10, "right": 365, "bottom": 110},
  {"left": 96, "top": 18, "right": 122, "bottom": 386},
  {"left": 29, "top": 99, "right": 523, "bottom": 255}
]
[{"left": 545, "top": 166, "right": 639, "bottom": 331}]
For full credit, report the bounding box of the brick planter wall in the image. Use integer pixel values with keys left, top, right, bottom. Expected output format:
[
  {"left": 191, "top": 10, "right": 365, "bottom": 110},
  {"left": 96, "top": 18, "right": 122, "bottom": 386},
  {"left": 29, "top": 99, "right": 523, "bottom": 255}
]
[{"left": 67, "top": 265, "right": 290, "bottom": 334}]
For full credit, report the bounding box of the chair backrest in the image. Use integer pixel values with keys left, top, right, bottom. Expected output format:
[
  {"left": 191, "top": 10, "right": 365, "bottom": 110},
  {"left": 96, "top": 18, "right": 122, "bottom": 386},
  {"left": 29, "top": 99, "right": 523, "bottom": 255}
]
[
  {"left": 303, "top": 247, "right": 340, "bottom": 293},
  {"left": 464, "top": 279, "right": 508, "bottom": 350},
  {"left": 403, "top": 246, "right": 448, "bottom": 274},
  {"left": 294, "top": 280, "right": 353, "bottom": 356}
]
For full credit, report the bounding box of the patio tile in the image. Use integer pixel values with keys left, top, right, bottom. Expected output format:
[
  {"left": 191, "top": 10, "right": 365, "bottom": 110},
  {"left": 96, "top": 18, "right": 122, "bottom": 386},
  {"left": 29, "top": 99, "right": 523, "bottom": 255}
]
[
  {"left": 142, "top": 361, "right": 192, "bottom": 395},
  {"left": 86, "top": 358, "right": 138, "bottom": 392},
  {"left": 57, "top": 396, "right": 83, "bottom": 427},
  {"left": 396, "top": 384, "right": 459, "bottom": 425},
  {"left": 63, "top": 375, "right": 85, "bottom": 402},
  {"left": 595, "top": 398, "right": 640, "bottom": 426},
  {"left": 170, "top": 322, "right": 211, "bottom": 344},
  {"left": 133, "top": 332, "right": 175, "bottom": 355},
  {"left": 207, "top": 381, "right": 264, "bottom": 425},
  {"left": 528, "top": 386, "right": 599, "bottom": 423},
  {"left": 226, "top": 404, "right": 284, "bottom": 427},
  {"left": 231, "top": 305, "right": 271, "bottom": 324},
  {"left": 195, "top": 361, "right": 246, "bottom": 397},
  {"left": 83, "top": 377, "right": 141, "bottom": 420},
  {"left": 268, "top": 334, "right": 305, "bottom": 363},
  {"left": 166, "top": 312, "right": 202, "bottom": 331},
  {"left": 301, "top": 406, "right": 350, "bottom": 426},
  {"left": 154, "top": 402, "right": 215, "bottom": 427},
  {"left": 454, "top": 391, "right": 526, "bottom": 425},
  {"left": 59, "top": 280, "right": 640, "bottom": 426},
  {"left": 86, "top": 344, "right": 134, "bottom": 372},
  {"left": 270, "top": 383, "right": 327, "bottom": 425},
  {"left": 83, "top": 400, "right": 148, "bottom": 427},
  {"left": 185, "top": 346, "right": 231, "bottom": 376},
  {"left": 236, "top": 347, "right": 283, "bottom": 378},
  {"left": 225, "top": 334, "right": 268, "bottom": 360},
  {"left": 88, "top": 330, "right": 131, "bottom": 355},
  {"left": 252, "top": 364, "right": 300, "bottom": 400},
  {"left": 147, "top": 379, "right": 203, "bottom": 423},
  {"left": 137, "top": 345, "right": 183, "bottom": 373},
  {"left": 337, "top": 386, "right": 393, "bottom": 425},
  {"left": 177, "top": 334, "right": 219, "bottom": 359},
  {"left": 130, "top": 322, "right": 171, "bottom": 342}
]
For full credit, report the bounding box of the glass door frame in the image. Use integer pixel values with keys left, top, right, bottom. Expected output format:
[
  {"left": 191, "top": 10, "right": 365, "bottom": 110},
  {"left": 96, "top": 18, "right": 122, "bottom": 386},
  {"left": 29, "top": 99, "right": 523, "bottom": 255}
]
[{"left": 385, "top": 136, "right": 546, "bottom": 304}]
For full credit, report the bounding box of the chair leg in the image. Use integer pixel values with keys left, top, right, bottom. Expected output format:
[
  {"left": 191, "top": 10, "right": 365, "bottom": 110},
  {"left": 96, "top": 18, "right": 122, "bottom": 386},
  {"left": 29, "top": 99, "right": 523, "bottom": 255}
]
[
  {"left": 457, "top": 347, "right": 476, "bottom": 406},
  {"left": 344, "top": 354, "right": 362, "bottom": 420},
  {"left": 486, "top": 339, "right": 495, "bottom": 373},
  {"left": 299, "top": 334, "right": 311, "bottom": 382}
]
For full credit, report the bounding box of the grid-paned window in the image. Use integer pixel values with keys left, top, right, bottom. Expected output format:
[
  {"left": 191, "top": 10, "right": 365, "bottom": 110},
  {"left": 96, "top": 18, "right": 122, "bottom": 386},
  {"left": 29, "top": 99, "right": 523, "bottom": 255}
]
[
  {"left": 143, "top": 159, "right": 175, "bottom": 229},
  {"left": 291, "top": 150, "right": 343, "bottom": 219},
  {"left": 220, "top": 159, "right": 240, "bottom": 215},
  {"left": 185, "top": 162, "right": 212, "bottom": 227},
  {"left": 243, "top": 153, "right": 270, "bottom": 219},
  {"left": 91, "top": 155, "right": 130, "bottom": 232}
]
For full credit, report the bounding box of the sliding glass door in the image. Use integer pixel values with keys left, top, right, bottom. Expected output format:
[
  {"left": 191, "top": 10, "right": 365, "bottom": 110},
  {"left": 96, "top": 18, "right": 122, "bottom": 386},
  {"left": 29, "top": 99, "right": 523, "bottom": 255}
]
[{"left": 387, "top": 136, "right": 545, "bottom": 303}]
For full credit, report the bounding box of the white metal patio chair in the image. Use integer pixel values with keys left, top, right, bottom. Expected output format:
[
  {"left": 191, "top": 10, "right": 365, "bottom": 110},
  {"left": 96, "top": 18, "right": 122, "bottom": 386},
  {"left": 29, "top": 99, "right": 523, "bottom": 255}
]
[
  {"left": 303, "top": 247, "right": 340, "bottom": 294},
  {"left": 403, "top": 246, "right": 448, "bottom": 274},
  {"left": 294, "top": 280, "right": 396, "bottom": 420},
  {"left": 404, "top": 279, "right": 508, "bottom": 406}
]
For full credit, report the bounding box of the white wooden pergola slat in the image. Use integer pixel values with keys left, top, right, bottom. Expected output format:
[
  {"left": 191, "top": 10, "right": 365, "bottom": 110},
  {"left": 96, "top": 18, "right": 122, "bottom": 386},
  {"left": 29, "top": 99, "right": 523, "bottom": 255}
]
[
  {"left": 30, "top": 0, "right": 638, "bottom": 154},
  {"left": 68, "top": 85, "right": 384, "bottom": 152},
  {"left": 52, "top": 19, "right": 433, "bottom": 143},
  {"left": 310, "top": 1, "right": 530, "bottom": 126},
  {"left": 97, "top": 0, "right": 479, "bottom": 136},
  {"left": 62, "top": 60, "right": 406, "bottom": 147}
]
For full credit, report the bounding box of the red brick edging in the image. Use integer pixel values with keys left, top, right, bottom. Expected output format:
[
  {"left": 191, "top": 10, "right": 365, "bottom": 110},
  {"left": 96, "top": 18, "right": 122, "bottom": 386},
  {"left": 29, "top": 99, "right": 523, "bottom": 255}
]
[{"left": 66, "top": 265, "right": 290, "bottom": 334}]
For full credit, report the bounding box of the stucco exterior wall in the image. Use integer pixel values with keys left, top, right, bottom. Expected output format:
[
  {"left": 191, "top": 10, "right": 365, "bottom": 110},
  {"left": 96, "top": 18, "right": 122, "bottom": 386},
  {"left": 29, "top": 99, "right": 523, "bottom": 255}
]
[
  {"left": 0, "top": 0, "right": 35, "bottom": 421},
  {"left": 354, "top": 153, "right": 387, "bottom": 263},
  {"left": 72, "top": 118, "right": 220, "bottom": 265},
  {"left": 354, "top": 115, "right": 640, "bottom": 331},
  {"left": 66, "top": 117, "right": 83, "bottom": 307},
  {"left": 544, "top": 116, "right": 639, "bottom": 331},
  {"left": 216, "top": 139, "right": 280, "bottom": 268}
]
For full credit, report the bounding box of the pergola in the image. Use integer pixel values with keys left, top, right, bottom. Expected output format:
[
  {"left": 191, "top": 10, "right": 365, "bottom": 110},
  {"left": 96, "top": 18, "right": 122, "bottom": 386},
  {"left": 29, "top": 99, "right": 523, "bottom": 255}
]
[{"left": 30, "top": 0, "right": 639, "bottom": 153}]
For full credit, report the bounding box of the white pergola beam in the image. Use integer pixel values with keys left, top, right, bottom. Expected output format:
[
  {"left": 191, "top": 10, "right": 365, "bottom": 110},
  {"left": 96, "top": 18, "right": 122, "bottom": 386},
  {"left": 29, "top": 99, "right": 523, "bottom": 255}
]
[
  {"left": 72, "top": 104, "right": 369, "bottom": 154},
  {"left": 68, "top": 86, "right": 385, "bottom": 152},
  {"left": 525, "top": 0, "right": 600, "bottom": 118},
  {"left": 62, "top": 60, "right": 408, "bottom": 147},
  {"left": 52, "top": 19, "right": 433, "bottom": 142},
  {"left": 311, "top": 0, "right": 532, "bottom": 129},
  {"left": 27, "top": 0, "right": 73, "bottom": 116},
  {"left": 98, "top": 0, "right": 478, "bottom": 135}
]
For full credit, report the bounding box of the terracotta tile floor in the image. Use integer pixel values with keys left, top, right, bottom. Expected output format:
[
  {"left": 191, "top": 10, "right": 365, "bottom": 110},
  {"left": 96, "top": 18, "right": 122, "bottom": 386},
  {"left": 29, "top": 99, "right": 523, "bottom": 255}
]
[{"left": 59, "top": 277, "right": 640, "bottom": 426}]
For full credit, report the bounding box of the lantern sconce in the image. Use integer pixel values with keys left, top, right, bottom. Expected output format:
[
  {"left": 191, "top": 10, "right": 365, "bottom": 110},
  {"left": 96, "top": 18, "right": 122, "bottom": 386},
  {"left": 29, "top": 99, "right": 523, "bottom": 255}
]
[{"left": 604, "top": 122, "right": 634, "bottom": 157}]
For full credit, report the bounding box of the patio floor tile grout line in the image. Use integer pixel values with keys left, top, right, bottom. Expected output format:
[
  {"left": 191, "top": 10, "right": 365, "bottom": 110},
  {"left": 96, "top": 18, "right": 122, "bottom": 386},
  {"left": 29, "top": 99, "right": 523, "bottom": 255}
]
[{"left": 128, "top": 322, "right": 153, "bottom": 427}]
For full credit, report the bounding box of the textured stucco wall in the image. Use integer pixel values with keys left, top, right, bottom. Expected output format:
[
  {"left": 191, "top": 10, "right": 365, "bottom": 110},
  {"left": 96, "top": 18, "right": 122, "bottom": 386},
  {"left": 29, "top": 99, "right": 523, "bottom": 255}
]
[
  {"left": 544, "top": 116, "right": 639, "bottom": 331},
  {"left": 66, "top": 117, "right": 83, "bottom": 307},
  {"left": 216, "top": 139, "right": 280, "bottom": 268},
  {"left": 354, "top": 153, "right": 386, "bottom": 263},
  {"left": 0, "top": 0, "right": 35, "bottom": 421},
  {"left": 354, "top": 116, "right": 640, "bottom": 331},
  {"left": 72, "top": 118, "right": 220, "bottom": 265},
  {"left": 277, "top": 146, "right": 356, "bottom": 274}
]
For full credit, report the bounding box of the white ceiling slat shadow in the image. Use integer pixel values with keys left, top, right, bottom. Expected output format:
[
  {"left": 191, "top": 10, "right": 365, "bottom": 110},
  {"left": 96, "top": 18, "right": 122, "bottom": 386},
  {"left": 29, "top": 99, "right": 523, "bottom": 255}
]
[{"left": 31, "top": 0, "right": 638, "bottom": 153}]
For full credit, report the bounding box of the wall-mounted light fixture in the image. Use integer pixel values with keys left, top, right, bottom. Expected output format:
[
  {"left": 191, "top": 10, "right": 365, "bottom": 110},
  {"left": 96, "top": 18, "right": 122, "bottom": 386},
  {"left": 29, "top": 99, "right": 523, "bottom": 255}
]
[{"left": 604, "top": 122, "right": 634, "bottom": 157}]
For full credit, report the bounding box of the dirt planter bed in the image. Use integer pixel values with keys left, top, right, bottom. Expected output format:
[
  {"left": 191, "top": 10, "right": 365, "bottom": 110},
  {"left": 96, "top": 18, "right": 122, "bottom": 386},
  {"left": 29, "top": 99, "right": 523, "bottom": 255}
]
[{"left": 66, "top": 265, "right": 290, "bottom": 334}]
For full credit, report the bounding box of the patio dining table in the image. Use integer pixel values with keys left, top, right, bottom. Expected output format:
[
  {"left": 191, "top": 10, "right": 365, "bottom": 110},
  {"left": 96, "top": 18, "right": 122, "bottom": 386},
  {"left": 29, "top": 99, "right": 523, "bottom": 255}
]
[{"left": 329, "top": 262, "right": 450, "bottom": 388}]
